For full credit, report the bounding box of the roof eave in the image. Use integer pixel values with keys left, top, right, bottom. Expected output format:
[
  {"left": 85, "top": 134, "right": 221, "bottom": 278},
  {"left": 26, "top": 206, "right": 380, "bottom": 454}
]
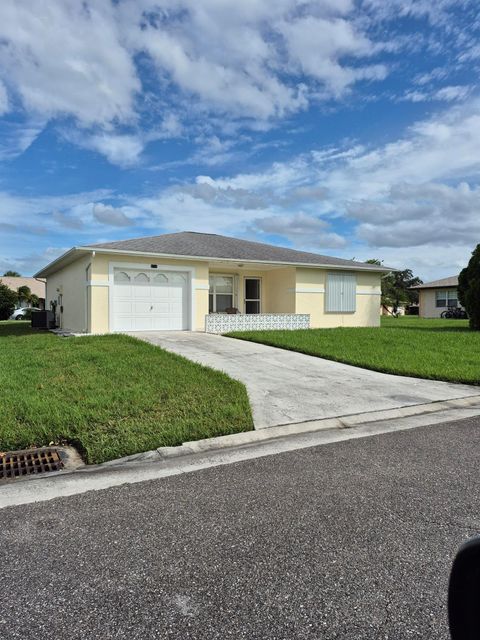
[
  {"left": 411, "top": 285, "right": 456, "bottom": 290},
  {"left": 78, "top": 245, "right": 394, "bottom": 272},
  {"left": 33, "top": 247, "right": 91, "bottom": 278}
]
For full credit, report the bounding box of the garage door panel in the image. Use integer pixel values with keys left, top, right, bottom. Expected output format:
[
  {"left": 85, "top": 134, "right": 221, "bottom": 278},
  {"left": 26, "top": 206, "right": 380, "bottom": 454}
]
[
  {"left": 112, "top": 268, "right": 189, "bottom": 331},
  {"left": 117, "top": 285, "right": 134, "bottom": 296},
  {"left": 133, "top": 301, "right": 153, "bottom": 314},
  {"left": 151, "top": 287, "right": 169, "bottom": 300},
  {"left": 115, "top": 315, "right": 135, "bottom": 330},
  {"left": 132, "top": 287, "right": 152, "bottom": 300},
  {"left": 169, "top": 302, "right": 183, "bottom": 314},
  {"left": 134, "top": 317, "right": 155, "bottom": 331},
  {"left": 115, "top": 299, "right": 135, "bottom": 314},
  {"left": 151, "top": 302, "right": 170, "bottom": 313}
]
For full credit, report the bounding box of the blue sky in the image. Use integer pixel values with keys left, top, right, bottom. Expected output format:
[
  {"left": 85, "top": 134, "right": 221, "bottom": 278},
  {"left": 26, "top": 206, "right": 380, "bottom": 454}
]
[{"left": 0, "top": 0, "right": 479, "bottom": 279}]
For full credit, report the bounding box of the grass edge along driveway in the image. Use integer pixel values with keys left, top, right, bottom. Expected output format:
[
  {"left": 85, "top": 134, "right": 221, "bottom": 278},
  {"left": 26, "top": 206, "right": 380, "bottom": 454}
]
[
  {"left": 226, "top": 317, "right": 479, "bottom": 386},
  {"left": 0, "top": 322, "right": 253, "bottom": 464}
]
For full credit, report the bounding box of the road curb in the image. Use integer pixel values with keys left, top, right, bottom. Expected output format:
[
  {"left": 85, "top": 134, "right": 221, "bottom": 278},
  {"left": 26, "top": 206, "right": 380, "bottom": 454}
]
[{"left": 100, "top": 394, "right": 480, "bottom": 467}]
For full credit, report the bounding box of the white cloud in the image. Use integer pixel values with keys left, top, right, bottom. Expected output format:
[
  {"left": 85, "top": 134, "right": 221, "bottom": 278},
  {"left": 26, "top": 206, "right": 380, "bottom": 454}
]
[
  {"left": 401, "top": 85, "right": 471, "bottom": 103},
  {"left": 0, "top": 0, "right": 139, "bottom": 126},
  {"left": 414, "top": 67, "right": 449, "bottom": 86},
  {"left": 279, "top": 15, "right": 386, "bottom": 97},
  {"left": 0, "top": 246, "right": 69, "bottom": 277},
  {"left": 52, "top": 210, "right": 84, "bottom": 230},
  {"left": 134, "top": 191, "right": 261, "bottom": 236},
  {"left": 0, "top": 0, "right": 397, "bottom": 165},
  {"left": 148, "top": 113, "right": 183, "bottom": 140},
  {"left": 253, "top": 212, "right": 346, "bottom": 249},
  {"left": 350, "top": 182, "right": 480, "bottom": 247},
  {"left": 0, "top": 81, "right": 8, "bottom": 115},
  {"left": 81, "top": 133, "right": 145, "bottom": 167},
  {"left": 363, "top": 0, "right": 467, "bottom": 26},
  {"left": 458, "top": 44, "right": 480, "bottom": 62},
  {"left": 0, "top": 0, "right": 475, "bottom": 168},
  {"left": 92, "top": 203, "right": 135, "bottom": 227},
  {"left": 0, "top": 189, "right": 112, "bottom": 233},
  {"left": 0, "top": 118, "right": 45, "bottom": 161},
  {"left": 435, "top": 85, "right": 472, "bottom": 101},
  {"left": 177, "top": 181, "right": 268, "bottom": 210},
  {"left": 322, "top": 98, "right": 480, "bottom": 202}
]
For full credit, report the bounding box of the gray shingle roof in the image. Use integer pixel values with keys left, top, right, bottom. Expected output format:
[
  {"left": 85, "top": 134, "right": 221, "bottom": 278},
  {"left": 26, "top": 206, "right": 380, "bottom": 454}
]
[
  {"left": 87, "top": 231, "right": 388, "bottom": 270},
  {"left": 411, "top": 275, "right": 459, "bottom": 289}
]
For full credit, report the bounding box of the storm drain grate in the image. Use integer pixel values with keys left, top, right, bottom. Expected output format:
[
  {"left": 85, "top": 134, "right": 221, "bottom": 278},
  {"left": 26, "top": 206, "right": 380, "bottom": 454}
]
[{"left": 0, "top": 448, "right": 64, "bottom": 480}]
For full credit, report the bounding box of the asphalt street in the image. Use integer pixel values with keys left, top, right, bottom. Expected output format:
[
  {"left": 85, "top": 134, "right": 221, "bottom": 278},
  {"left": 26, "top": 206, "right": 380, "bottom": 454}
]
[{"left": 1, "top": 416, "right": 480, "bottom": 639}]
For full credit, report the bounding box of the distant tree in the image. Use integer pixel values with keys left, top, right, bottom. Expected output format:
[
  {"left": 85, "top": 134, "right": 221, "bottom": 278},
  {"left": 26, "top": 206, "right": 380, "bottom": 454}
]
[
  {"left": 0, "top": 281, "right": 18, "bottom": 320},
  {"left": 383, "top": 270, "right": 423, "bottom": 314},
  {"left": 366, "top": 260, "right": 422, "bottom": 315},
  {"left": 458, "top": 244, "right": 480, "bottom": 330},
  {"left": 30, "top": 293, "right": 40, "bottom": 308},
  {"left": 3, "top": 270, "right": 21, "bottom": 277},
  {"left": 17, "top": 285, "right": 32, "bottom": 305}
]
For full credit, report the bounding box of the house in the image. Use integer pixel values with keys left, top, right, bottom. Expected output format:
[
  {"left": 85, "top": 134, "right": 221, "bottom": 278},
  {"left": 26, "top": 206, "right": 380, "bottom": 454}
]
[
  {"left": 1, "top": 276, "right": 46, "bottom": 309},
  {"left": 34, "top": 231, "right": 391, "bottom": 334},
  {"left": 411, "top": 275, "right": 461, "bottom": 318}
]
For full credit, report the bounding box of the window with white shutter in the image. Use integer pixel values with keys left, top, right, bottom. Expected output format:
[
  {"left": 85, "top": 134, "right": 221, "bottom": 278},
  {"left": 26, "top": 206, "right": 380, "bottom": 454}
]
[{"left": 326, "top": 272, "right": 357, "bottom": 313}]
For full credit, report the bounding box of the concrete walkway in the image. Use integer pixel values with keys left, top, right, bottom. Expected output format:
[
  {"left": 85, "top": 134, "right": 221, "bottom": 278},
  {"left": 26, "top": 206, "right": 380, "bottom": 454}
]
[{"left": 132, "top": 331, "right": 480, "bottom": 429}]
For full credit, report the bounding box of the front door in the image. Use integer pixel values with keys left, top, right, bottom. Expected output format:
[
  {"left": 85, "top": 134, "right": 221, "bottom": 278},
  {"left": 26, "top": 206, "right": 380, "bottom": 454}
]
[{"left": 244, "top": 278, "right": 261, "bottom": 314}]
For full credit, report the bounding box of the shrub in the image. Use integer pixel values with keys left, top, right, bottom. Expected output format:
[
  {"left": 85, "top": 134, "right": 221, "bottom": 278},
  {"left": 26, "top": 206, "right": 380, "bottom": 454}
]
[
  {"left": 0, "top": 281, "right": 18, "bottom": 320},
  {"left": 458, "top": 244, "right": 480, "bottom": 330}
]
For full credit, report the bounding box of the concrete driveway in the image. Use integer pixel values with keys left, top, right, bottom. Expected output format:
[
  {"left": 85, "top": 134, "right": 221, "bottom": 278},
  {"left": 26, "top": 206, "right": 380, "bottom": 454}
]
[{"left": 132, "top": 331, "right": 480, "bottom": 429}]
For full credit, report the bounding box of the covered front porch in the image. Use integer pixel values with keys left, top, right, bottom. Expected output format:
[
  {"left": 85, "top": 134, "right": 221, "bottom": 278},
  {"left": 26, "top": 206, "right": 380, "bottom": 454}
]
[{"left": 205, "top": 263, "right": 310, "bottom": 333}]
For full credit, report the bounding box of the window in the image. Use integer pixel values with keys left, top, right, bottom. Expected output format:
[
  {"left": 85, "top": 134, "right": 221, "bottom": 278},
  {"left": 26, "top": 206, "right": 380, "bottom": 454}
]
[
  {"left": 245, "top": 278, "right": 261, "bottom": 314},
  {"left": 326, "top": 272, "right": 356, "bottom": 313},
  {"left": 134, "top": 272, "right": 150, "bottom": 284},
  {"left": 153, "top": 273, "right": 168, "bottom": 284},
  {"left": 209, "top": 275, "right": 234, "bottom": 313},
  {"left": 114, "top": 270, "right": 130, "bottom": 283},
  {"left": 170, "top": 273, "right": 187, "bottom": 284},
  {"left": 436, "top": 289, "right": 458, "bottom": 308}
]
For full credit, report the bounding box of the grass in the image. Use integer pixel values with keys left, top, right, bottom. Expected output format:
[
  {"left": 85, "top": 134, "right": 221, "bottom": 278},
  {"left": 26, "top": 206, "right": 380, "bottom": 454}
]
[
  {"left": 0, "top": 322, "right": 253, "bottom": 464},
  {"left": 227, "top": 315, "right": 480, "bottom": 386}
]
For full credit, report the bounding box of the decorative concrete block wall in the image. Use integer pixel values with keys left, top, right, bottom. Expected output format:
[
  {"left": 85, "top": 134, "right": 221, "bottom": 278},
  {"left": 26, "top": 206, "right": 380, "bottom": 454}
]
[{"left": 205, "top": 313, "right": 310, "bottom": 334}]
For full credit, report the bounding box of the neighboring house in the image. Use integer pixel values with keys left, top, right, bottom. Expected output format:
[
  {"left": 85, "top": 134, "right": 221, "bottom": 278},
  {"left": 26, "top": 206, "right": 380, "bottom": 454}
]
[
  {"left": 411, "top": 276, "right": 461, "bottom": 318},
  {"left": 34, "top": 231, "right": 391, "bottom": 334},
  {"left": 1, "top": 276, "right": 46, "bottom": 309}
]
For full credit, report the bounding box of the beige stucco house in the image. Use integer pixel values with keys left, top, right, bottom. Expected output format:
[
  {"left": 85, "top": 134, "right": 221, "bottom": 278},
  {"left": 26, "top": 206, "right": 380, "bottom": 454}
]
[
  {"left": 411, "top": 275, "right": 461, "bottom": 318},
  {"left": 34, "top": 232, "right": 390, "bottom": 334}
]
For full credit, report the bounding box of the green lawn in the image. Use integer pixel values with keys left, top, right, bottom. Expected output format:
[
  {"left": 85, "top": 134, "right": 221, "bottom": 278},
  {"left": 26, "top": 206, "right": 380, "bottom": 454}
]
[
  {"left": 227, "top": 316, "right": 480, "bottom": 386},
  {"left": 0, "top": 322, "right": 253, "bottom": 464}
]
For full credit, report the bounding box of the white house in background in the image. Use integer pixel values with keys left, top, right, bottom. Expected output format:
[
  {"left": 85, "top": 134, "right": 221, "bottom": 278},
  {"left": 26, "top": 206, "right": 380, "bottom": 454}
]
[{"left": 411, "top": 276, "right": 461, "bottom": 318}]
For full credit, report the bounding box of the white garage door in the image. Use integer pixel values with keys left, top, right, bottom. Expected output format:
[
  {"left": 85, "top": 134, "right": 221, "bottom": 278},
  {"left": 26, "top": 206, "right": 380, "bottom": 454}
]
[{"left": 112, "top": 268, "right": 189, "bottom": 331}]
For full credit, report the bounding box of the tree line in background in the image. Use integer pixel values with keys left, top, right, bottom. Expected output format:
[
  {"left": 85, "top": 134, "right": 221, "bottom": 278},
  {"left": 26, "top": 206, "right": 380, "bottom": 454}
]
[{"left": 0, "top": 271, "right": 40, "bottom": 320}]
